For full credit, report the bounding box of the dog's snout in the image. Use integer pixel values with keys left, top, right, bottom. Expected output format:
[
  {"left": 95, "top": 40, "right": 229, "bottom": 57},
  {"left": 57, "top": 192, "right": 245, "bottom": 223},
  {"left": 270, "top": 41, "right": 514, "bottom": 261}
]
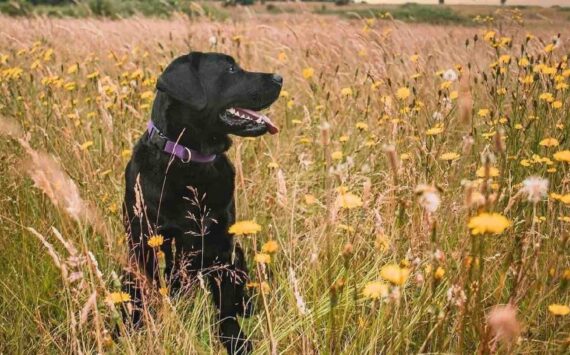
[{"left": 272, "top": 73, "right": 283, "bottom": 85}]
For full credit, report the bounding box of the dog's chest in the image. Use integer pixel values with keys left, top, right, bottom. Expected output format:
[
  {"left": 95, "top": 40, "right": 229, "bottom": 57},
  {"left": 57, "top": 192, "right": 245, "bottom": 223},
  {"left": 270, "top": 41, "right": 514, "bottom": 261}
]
[{"left": 158, "top": 156, "right": 235, "bottom": 221}]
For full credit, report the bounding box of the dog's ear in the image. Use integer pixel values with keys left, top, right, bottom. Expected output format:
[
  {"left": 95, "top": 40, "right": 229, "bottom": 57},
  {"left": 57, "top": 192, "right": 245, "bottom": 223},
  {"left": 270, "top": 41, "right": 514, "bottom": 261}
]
[{"left": 156, "top": 52, "right": 207, "bottom": 111}]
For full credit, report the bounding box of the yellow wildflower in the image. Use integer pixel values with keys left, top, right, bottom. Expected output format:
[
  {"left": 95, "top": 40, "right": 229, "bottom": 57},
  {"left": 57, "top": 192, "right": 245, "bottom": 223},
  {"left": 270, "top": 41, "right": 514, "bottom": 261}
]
[
  {"left": 80, "top": 141, "right": 94, "bottom": 151},
  {"left": 148, "top": 234, "right": 164, "bottom": 248},
  {"left": 539, "top": 92, "right": 554, "bottom": 102},
  {"left": 380, "top": 264, "right": 410, "bottom": 286},
  {"left": 254, "top": 253, "right": 271, "bottom": 264},
  {"left": 304, "top": 194, "right": 317, "bottom": 205},
  {"left": 67, "top": 63, "right": 78, "bottom": 74},
  {"left": 396, "top": 87, "right": 411, "bottom": 100},
  {"left": 362, "top": 281, "right": 388, "bottom": 299},
  {"left": 518, "top": 57, "right": 529, "bottom": 67},
  {"left": 106, "top": 292, "right": 131, "bottom": 304},
  {"left": 434, "top": 267, "right": 445, "bottom": 280},
  {"left": 331, "top": 151, "right": 343, "bottom": 161},
  {"left": 478, "top": 108, "right": 490, "bottom": 117},
  {"left": 553, "top": 150, "right": 570, "bottom": 163},
  {"left": 261, "top": 240, "right": 279, "bottom": 254},
  {"left": 229, "top": 220, "right": 261, "bottom": 235},
  {"left": 539, "top": 138, "right": 559, "bottom": 147},
  {"left": 335, "top": 191, "right": 363, "bottom": 209},
  {"left": 426, "top": 125, "right": 444, "bottom": 136},
  {"left": 356, "top": 122, "right": 368, "bottom": 131},
  {"left": 277, "top": 51, "right": 287, "bottom": 62},
  {"left": 468, "top": 213, "right": 511, "bottom": 235},
  {"left": 548, "top": 304, "right": 569, "bottom": 316},
  {"left": 440, "top": 152, "right": 460, "bottom": 161},
  {"left": 341, "top": 87, "right": 353, "bottom": 97},
  {"left": 86, "top": 71, "right": 99, "bottom": 79},
  {"left": 476, "top": 166, "right": 500, "bottom": 178},
  {"left": 121, "top": 149, "right": 132, "bottom": 159},
  {"left": 302, "top": 67, "right": 314, "bottom": 79}
]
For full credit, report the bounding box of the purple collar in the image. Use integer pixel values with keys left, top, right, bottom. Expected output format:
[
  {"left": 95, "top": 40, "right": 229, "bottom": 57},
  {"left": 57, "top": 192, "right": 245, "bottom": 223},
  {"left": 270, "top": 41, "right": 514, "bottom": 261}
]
[{"left": 146, "top": 121, "right": 217, "bottom": 163}]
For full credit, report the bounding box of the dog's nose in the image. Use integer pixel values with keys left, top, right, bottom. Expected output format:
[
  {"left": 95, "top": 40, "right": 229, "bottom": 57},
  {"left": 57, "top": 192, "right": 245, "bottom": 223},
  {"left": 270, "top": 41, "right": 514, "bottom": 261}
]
[{"left": 272, "top": 74, "right": 283, "bottom": 85}]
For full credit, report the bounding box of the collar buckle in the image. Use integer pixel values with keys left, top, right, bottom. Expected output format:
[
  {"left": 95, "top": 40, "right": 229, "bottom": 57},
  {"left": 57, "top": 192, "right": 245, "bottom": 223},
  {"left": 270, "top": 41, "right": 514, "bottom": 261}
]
[{"left": 148, "top": 130, "right": 167, "bottom": 150}]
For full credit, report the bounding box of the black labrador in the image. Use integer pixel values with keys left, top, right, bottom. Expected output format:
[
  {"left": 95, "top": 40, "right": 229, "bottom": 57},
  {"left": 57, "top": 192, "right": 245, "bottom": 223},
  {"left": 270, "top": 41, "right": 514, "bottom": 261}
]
[{"left": 122, "top": 52, "right": 282, "bottom": 354}]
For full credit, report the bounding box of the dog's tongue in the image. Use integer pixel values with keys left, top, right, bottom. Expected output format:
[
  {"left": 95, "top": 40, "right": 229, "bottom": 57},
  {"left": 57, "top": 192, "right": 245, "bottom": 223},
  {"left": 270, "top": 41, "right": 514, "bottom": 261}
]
[{"left": 237, "top": 108, "right": 279, "bottom": 134}]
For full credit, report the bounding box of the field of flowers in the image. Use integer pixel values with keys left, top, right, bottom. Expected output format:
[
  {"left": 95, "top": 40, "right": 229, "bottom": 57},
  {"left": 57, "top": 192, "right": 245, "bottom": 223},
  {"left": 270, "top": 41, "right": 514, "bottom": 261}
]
[{"left": 0, "top": 7, "right": 569, "bottom": 354}]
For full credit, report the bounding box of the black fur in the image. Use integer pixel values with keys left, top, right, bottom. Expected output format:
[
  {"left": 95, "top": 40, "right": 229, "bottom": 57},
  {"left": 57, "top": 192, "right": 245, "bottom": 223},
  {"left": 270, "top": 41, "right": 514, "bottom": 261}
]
[{"left": 122, "top": 52, "right": 282, "bottom": 354}]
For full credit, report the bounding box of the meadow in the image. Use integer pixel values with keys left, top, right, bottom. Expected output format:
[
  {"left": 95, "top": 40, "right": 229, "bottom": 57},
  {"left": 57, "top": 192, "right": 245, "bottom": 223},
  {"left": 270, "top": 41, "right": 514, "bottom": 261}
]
[{"left": 0, "top": 4, "right": 569, "bottom": 354}]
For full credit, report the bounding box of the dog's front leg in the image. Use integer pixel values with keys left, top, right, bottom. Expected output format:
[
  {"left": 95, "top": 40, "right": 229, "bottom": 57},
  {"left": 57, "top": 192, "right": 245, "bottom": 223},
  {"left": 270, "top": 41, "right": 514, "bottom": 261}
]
[
  {"left": 121, "top": 218, "right": 176, "bottom": 328},
  {"left": 208, "top": 243, "right": 253, "bottom": 354}
]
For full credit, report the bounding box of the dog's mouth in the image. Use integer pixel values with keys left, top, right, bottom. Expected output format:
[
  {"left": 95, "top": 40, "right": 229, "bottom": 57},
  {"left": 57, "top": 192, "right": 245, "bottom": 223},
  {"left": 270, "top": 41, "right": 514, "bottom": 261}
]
[{"left": 219, "top": 107, "right": 279, "bottom": 137}]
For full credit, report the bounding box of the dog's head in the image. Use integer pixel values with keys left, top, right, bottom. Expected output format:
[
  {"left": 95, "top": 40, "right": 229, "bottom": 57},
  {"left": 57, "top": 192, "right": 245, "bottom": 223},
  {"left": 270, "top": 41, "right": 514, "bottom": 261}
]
[{"left": 155, "top": 52, "right": 282, "bottom": 138}]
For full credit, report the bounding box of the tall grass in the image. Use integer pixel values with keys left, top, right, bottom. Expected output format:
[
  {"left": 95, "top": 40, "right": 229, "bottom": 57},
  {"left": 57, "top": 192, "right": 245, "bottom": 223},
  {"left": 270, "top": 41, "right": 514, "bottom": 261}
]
[{"left": 0, "top": 11, "right": 569, "bottom": 354}]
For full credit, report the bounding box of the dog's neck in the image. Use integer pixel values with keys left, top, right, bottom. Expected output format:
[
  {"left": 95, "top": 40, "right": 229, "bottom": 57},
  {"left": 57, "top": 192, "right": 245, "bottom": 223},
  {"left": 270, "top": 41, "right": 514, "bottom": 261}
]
[{"left": 151, "top": 92, "right": 232, "bottom": 156}]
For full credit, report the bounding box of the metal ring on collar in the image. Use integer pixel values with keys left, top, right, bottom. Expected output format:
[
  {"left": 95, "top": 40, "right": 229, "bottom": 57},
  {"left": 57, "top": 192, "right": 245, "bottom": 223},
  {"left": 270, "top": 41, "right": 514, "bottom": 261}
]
[{"left": 181, "top": 147, "right": 192, "bottom": 163}]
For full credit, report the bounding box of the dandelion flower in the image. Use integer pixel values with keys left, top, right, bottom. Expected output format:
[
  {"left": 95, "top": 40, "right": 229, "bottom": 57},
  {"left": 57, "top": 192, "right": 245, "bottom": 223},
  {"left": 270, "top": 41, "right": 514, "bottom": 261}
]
[
  {"left": 548, "top": 304, "right": 570, "bottom": 316},
  {"left": 553, "top": 150, "right": 570, "bottom": 163},
  {"left": 518, "top": 57, "right": 530, "bottom": 67},
  {"left": 80, "top": 141, "right": 94, "bottom": 151},
  {"left": 229, "top": 221, "right": 261, "bottom": 235},
  {"left": 426, "top": 125, "right": 444, "bottom": 136},
  {"left": 331, "top": 151, "right": 343, "bottom": 161},
  {"left": 261, "top": 240, "right": 279, "bottom": 254},
  {"left": 340, "top": 87, "right": 353, "bottom": 97},
  {"left": 304, "top": 194, "right": 317, "bottom": 205},
  {"left": 440, "top": 152, "right": 460, "bottom": 161},
  {"left": 478, "top": 108, "right": 490, "bottom": 117},
  {"left": 147, "top": 234, "right": 164, "bottom": 248},
  {"left": 67, "top": 63, "right": 78, "bottom": 74},
  {"left": 396, "top": 87, "right": 410, "bottom": 100},
  {"left": 484, "top": 30, "right": 496, "bottom": 42},
  {"left": 539, "top": 138, "right": 559, "bottom": 147},
  {"left": 498, "top": 54, "right": 511, "bottom": 64},
  {"left": 551, "top": 193, "right": 570, "bottom": 204},
  {"left": 380, "top": 264, "right": 410, "bottom": 286},
  {"left": 121, "top": 149, "right": 132, "bottom": 159},
  {"left": 434, "top": 267, "right": 445, "bottom": 280},
  {"left": 468, "top": 213, "right": 511, "bottom": 235},
  {"left": 521, "top": 177, "right": 548, "bottom": 203},
  {"left": 254, "top": 253, "right": 271, "bottom": 264},
  {"left": 335, "top": 191, "right": 363, "bottom": 209},
  {"left": 302, "top": 67, "right": 314, "bottom": 79},
  {"left": 355, "top": 122, "right": 368, "bottom": 131},
  {"left": 539, "top": 92, "right": 554, "bottom": 102},
  {"left": 476, "top": 166, "right": 500, "bottom": 178},
  {"left": 106, "top": 292, "right": 131, "bottom": 304},
  {"left": 362, "top": 281, "right": 389, "bottom": 299}
]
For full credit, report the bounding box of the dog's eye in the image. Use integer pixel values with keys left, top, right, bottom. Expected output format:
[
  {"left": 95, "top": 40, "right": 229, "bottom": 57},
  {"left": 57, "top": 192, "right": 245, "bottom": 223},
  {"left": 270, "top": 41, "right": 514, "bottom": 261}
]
[{"left": 228, "top": 65, "right": 237, "bottom": 74}]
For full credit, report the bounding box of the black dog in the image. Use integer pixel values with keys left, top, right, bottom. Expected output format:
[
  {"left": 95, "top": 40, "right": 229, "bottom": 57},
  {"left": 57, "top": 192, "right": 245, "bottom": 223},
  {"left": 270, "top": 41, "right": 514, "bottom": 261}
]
[{"left": 122, "top": 52, "right": 282, "bottom": 354}]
